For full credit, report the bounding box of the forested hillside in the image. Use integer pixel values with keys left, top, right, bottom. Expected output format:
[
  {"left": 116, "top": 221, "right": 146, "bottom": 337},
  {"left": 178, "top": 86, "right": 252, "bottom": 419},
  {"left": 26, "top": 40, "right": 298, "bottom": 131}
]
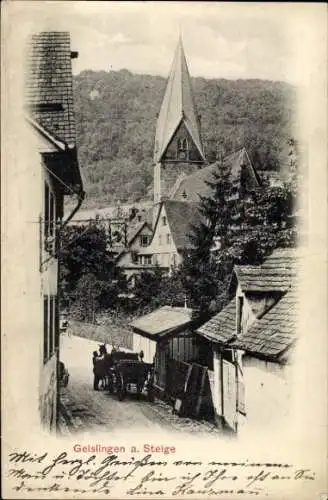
[{"left": 73, "top": 69, "right": 297, "bottom": 208}]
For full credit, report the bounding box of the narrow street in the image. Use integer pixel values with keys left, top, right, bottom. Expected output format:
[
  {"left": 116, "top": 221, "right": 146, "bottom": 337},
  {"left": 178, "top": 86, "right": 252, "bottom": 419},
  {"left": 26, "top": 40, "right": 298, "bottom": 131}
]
[{"left": 59, "top": 334, "right": 221, "bottom": 436}]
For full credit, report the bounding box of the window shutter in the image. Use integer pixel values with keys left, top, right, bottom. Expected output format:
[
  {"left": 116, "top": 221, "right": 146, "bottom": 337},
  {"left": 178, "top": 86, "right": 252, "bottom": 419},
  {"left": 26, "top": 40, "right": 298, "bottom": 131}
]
[{"left": 236, "top": 357, "right": 246, "bottom": 415}]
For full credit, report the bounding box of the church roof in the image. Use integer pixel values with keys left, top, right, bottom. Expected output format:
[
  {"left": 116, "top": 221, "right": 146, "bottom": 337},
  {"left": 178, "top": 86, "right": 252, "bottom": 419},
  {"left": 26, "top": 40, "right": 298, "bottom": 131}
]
[
  {"left": 172, "top": 147, "right": 260, "bottom": 202},
  {"left": 154, "top": 37, "right": 205, "bottom": 163}
]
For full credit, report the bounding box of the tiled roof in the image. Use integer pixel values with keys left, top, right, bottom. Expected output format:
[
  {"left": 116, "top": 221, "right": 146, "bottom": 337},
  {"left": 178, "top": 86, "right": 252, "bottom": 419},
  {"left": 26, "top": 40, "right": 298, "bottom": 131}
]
[
  {"left": 164, "top": 200, "right": 202, "bottom": 250},
  {"left": 25, "top": 32, "right": 76, "bottom": 147},
  {"left": 114, "top": 221, "right": 152, "bottom": 261},
  {"left": 173, "top": 147, "right": 260, "bottom": 202},
  {"left": 231, "top": 287, "right": 298, "bottom": 360},
  {"left": 234, "top": 247, "right": 298, "bottom": 292},
  {"left": 127, "top": 221, "right": 152, "bottom": 244},
  {"left": 130, "top": 306, "right": 194, "bottom": 338},
  {"left": 154, "top": 37, "right": 205, "bottom": 163},
  {"left": 197, "top": 300, "right": 236, "bottom": 344}
]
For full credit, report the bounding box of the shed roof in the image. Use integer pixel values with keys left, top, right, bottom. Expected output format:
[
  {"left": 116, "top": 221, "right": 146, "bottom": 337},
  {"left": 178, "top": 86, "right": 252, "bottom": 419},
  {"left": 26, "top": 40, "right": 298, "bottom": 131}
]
[
  {"left": 172, "top": 147, "right": 260, "bottom": 202},
  {"left": 25, "top": 31, "right": 77, "bottom": 148},
  {"left": 130, "top": 306, "right": 193, "bottom": 339},
  {"left": 231, "top": 287, "right": 298, "bottom": 361},
  {"left": 234, "top": 247, "right": 298, "bottom": 293},
  {"left": 197, "top": 300, "right": 236, "bottom": 345}
]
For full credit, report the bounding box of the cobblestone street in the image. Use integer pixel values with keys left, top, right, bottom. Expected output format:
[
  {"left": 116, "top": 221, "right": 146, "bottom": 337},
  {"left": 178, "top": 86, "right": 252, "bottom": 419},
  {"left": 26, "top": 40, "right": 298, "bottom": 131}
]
[{"left": 59, "top": 334, "right": 221, "bottom": 436}]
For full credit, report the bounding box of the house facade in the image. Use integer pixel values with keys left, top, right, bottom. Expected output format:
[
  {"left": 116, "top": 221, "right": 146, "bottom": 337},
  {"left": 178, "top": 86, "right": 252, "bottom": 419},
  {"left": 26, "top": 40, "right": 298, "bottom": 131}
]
[
  {"left": 197, "top": 248, "right": 299, "bottom": 434},
  {"left": 23, "top": 32, "right": 83, "bottom": 432},
  {"left": 114, "top": 221, "right": 153, "bottom": 282},
  {"left": 144, "top": 200, "right": 200, "bottom": 272}
]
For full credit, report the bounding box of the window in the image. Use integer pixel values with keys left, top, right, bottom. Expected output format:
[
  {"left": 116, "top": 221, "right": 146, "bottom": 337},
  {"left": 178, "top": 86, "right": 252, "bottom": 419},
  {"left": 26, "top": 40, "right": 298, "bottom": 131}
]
[
  {"left": 43, "top": 295, "right": 58, "bottom": 363},
  {"left": 144, "top": 255, "right": 152, "bottom": 265},
  {"left": 140, "top": 235, "right": 149, "bottom": 247},
  {"left": 139, "top": 255, "right": 152, "bottom": 265},
  {"left": 166, "top": 234, "right": 171, "bottom": 244},
  {"left": 131, "top": 251, "right": 138, "bottom": 263},
  {"left": 49, "top": 297, "right": 54, "bottom": 355},
  {"left": 43, "top": 296, "right": 49, "bottom": 362},
  {"left": 54, "top": 296, "right": 59, "bottom": 351},
  {"left": 177, "top": 138, "right": 189, "bottom": 160},
  {"left": 44, "top": 181, "right": 56, "bottom": 255},
  {"left": 177, "top": 138, "right": 188, "bottom": 151},
  {"left": 159, "top": 235, "right": 162, "bottom": 245},
  {"left": 162, "top": 216, "right": 167, "bottom": 226},
  {"left": 236, "top": 296, "right": 244, "bottom": 335}
]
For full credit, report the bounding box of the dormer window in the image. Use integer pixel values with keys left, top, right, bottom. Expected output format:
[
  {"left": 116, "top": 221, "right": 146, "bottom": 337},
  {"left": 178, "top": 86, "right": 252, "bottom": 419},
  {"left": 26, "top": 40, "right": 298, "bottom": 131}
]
[
  {"left": 140, "top": 235, "right": 149, "bottom": 247},
  {"left": 177, "top": 138, "right": 188, "bottom": 160}
]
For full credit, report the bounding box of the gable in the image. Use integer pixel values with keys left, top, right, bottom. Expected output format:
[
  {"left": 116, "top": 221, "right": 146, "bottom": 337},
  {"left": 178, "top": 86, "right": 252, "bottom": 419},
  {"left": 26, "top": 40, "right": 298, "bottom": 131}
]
[
  {"left": 162, "top": 120, "right": 204, "bottom": 163},
  {"left": 150, "top": 204, "right": 178, "bottom": 252}
]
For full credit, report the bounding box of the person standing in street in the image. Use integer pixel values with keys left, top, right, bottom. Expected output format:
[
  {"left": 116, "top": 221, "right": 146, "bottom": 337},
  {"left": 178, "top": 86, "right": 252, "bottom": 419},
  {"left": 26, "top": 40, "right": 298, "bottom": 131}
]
[{"left": 93, "top": 351, "right": 100, "bottom": 390}]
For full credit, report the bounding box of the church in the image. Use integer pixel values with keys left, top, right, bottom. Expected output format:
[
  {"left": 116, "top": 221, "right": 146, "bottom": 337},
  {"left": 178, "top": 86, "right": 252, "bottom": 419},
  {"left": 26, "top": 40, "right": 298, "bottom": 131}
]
[{"left": 144, "top": 36, "right": 261, "bottom": 272}]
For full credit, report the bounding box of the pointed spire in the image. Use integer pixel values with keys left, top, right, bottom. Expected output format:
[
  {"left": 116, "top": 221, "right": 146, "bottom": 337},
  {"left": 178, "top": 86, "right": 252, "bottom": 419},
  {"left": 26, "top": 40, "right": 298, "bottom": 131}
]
[{"left": 154, "top": 37, "right": 205, "bottom": 163}]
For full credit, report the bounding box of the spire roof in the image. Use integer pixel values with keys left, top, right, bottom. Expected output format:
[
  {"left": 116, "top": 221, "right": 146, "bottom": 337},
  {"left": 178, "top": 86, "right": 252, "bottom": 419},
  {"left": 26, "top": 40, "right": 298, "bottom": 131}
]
[{"left": 154, "top": 37, "right": 205, "bottom": 163}]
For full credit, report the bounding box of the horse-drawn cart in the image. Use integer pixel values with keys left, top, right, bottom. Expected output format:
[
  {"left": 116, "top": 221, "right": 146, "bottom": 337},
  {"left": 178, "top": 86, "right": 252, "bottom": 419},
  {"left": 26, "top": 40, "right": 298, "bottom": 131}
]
[{"left": 108, "top": 352, "right": 154, "bottom": 402}]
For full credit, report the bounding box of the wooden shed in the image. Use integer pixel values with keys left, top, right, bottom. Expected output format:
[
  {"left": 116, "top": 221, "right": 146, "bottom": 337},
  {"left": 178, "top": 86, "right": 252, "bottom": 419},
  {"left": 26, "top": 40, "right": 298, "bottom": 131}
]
[{"left": 130, "top": 306, "right": 214, "bottom": 419}]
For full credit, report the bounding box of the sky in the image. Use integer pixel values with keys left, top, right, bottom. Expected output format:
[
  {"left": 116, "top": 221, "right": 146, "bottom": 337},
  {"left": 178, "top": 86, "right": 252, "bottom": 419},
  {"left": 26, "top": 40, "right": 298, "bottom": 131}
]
[{"left": 8, "top": 2, "right": 319, "bottom": 86}]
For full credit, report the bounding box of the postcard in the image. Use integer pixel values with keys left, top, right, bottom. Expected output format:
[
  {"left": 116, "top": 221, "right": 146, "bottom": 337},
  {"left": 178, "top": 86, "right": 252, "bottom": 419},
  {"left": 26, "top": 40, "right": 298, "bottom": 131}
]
[{"left": 1, "top": 2, "right": 327, "bottom": 499}]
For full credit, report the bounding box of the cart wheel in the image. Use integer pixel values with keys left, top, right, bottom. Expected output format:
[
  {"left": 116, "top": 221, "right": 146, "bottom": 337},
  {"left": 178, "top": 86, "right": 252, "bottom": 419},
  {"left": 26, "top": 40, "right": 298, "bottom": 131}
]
[
  {"left": 147, "top": 382, "right": 154, "bottom": 402},
  {"left": 136, "top": 380, "right": 143, "bottom": 399},
  {"left": 116, "top": 374, "right": 125, "bottom": 401}
]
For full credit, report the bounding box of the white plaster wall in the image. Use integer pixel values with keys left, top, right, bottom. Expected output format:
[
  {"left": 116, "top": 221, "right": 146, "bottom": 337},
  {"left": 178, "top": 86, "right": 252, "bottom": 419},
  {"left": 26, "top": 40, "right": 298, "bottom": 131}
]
[
  {"left": 151, "top": 205, "right": 179, "bottom": 268},
  {"left": 236, "top": 284, "right": 257, "bottom": 334},
  {"left": 238, "top": 356, "right": 292, "bottom": 436},
  {"left": 212, "top": 348, "right": 223, "bottom": 416},
  {"left": 133, "top": 333, "right": 157, "bottom": 363},
  {"left": 3, "top": 118, "right": 44, "bottom": 434}
]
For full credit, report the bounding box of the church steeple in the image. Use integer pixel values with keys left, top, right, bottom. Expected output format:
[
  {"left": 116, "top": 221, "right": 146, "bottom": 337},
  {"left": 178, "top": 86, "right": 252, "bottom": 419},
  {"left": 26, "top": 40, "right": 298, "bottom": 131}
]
[
  {"left": 154, "top": 37, "right": 205, "bottom": 163},
  {"left": 153, "top": 37, "right": 205, "bottom": 205}
]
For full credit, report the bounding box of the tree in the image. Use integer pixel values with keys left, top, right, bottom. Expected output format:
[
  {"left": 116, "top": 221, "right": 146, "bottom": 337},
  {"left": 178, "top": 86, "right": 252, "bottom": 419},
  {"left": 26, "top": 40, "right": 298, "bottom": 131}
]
[
  {"left": 180, "top": 157, "right": 299, "bottom": 316},
  {"left": 132, "top": 266, "right": 164, "bottom": 313},
  {"left": 59, "top": 220, "right": 127, "bottom": 319},
  {"left": 73, "top": 70, "right": 296, "bottom": 207}
]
